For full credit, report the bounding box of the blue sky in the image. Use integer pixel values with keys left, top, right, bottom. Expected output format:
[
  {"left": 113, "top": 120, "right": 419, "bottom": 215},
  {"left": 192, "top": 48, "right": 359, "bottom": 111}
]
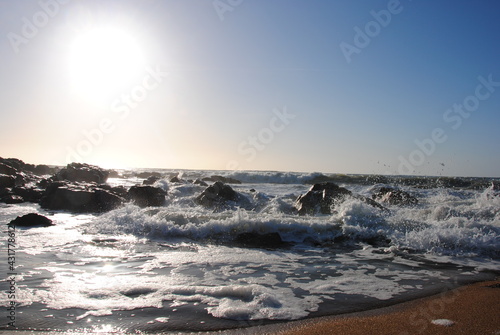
[{"left": 1, "top": 0, "right": 499, "bottom": 177}]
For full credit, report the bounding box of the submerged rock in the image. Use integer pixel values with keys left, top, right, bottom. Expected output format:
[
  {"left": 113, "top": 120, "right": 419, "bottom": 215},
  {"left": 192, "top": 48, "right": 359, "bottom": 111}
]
[
  {"left": 9, "top": 213, "right": 53, "bottom": 227},
  {"left": 371, "top": 187, "right": 418, "bottom": 206},
  {"left": 55, "top": 163, "right": 109, "bottom": 184},
  {"left": 143, "top": 175, "right": 161, "bottom": 185},
  {"left": 169, "top": 175, "right": 184, "bottom": 183},
  {"left": 128, "top": 185, "right": 167, "bottom": 207},
  {"left": 136, "top": 171, "right": 162, "bottom": 179},
  {"left": 40, "top": 182, "right": 124, "bottom": 213},
  {"left": 234, "top": 232, "right": 288, "bottom": 248},
  {"left": 295, "top": 182, "right": 386, "bottom": 215},
  {"left": 193, "top": 179, "right": 208, "bottom": 187}
]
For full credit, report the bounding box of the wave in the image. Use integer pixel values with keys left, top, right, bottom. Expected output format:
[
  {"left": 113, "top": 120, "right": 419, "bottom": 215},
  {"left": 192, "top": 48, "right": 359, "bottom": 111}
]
[
  {"left": 83, "top": 184, "right": 500, "bottom": 260},
  {"left": 120, "top": 168, "right": 500, "bottom": 189}
]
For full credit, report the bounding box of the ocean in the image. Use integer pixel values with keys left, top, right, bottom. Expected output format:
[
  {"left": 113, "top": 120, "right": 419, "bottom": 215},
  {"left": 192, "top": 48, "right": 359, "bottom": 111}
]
[{"left": 1, "top": 169, "right": 499, "bottom": 333}]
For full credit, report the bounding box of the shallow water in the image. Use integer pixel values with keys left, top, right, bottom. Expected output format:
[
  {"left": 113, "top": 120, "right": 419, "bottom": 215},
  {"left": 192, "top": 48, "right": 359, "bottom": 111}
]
[{"left": 1, "top": 170, "right": 499, "bottom": 332}]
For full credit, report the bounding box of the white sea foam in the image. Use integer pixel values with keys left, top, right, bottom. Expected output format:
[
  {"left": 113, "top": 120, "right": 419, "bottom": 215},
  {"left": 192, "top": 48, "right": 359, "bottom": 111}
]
[{"left": 431, "top": 319, "right": 455, "bottom": 326}]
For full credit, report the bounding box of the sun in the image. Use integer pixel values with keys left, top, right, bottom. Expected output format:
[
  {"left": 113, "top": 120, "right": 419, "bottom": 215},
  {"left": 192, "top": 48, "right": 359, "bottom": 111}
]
[{"left": 68, "top": 26, "right": 146, "bottom": 102}]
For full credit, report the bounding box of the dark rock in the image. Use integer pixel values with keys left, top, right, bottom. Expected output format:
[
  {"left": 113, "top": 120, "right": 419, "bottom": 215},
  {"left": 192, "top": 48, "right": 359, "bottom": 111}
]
[
  {"left": 37, "top": 177, "right": 55, "bottom": 189},
  {"left": 195, "top": 182, "right": 240, "bottom": 209},
  {"left": 55, "top": 163, "right": 109, "bottom": 184},
  {"left": 143, "top": 175, "right": 161, "bottom": 185},
  {"left": 40, "top": 182, "right": 124, "bottom": 213},
  {"left": 372, "top": 187, "right": 418, "bottom": 206},
  {"left": 13, "top": 173, "right": 27, "bottom": 187},
  {"left": 193, "top": 179, "right": 208, "bottom": 187},
  {"left": 21, "top": 163, "right": 55, "bottom": 176},
  {"left": 202, "top": 175, "right": 242, "bottom": 184},
  {"left": 295, "top": 183, "right": 352, "bottom": 215},
  {"left": 0, "top": 175, "right": 16, "bottom": 188},
  {"left": 9, "top": 213, "right": 53, "bottom": 227},
  {"left": 0, "top": 158, "right": 24, "bottom": 170},
  {"left": 12, "top": 187, "right": 44, "bottom": 203},
  {"left": 169, "top": 175, "right": 183, "bottom": 183},
  {"left": 32, "top": 164, "right": 55, "bottom": 176},
  {"left": 295, "top": 182, "right": 387, "bottom": 215},
  {"left": 108, "top": 170, "right": 121, "bottom": 178},
  {"left": 98, "top": 184, "right": 129, "bottom": 198},
  {"left": 0, "top": 187, "right": 10, "bottom": 197},
  {"left": 1, "top": 195, "right": 24, "bottom": 204},
  {"left": 235, "top": 232, "right": 287, "bottom": 248},
  {"left": 436, "top": 177, "right": 472, "bottom": 189},
  {"left": 0, "top": 162, "right": 18, "bottom": 176},
  {"left": 127, "top": 185, "right": 167, "bottom": 207}
]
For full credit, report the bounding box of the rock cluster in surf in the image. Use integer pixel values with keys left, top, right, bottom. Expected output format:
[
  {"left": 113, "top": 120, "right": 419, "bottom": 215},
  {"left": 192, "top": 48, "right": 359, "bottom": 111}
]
[{"left": 1, "top": 157, "right": 416, "bottom": 218}]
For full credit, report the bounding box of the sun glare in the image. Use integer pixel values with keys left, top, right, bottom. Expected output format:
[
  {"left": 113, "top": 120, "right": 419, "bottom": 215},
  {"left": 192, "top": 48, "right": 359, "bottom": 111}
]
[{"left": 68, "top": 26, "right": 145, "bottom": 102}]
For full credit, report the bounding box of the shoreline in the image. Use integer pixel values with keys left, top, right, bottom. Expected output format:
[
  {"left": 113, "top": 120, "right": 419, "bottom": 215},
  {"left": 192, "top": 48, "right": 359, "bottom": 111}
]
[{"left": 229, "top": 279, "right": 500, "bottom": 335}]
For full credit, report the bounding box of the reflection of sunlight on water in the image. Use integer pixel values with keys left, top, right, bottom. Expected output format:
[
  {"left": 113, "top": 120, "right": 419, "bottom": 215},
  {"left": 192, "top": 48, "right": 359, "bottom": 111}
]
[
  {"left": 74, "top": 324, "right": 127, "bottom": 333},
  {"left": 92, "top": 324, "right": 125, "bottom": 333},
  {"left": 100, "top": 263, "right": 116, "bottom": 273}
]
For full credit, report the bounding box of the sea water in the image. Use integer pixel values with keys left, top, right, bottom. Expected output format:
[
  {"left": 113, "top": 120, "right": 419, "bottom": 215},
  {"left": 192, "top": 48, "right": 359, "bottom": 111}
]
[{"left": 0, "top": 170, "right": 499, "bottom": 332}]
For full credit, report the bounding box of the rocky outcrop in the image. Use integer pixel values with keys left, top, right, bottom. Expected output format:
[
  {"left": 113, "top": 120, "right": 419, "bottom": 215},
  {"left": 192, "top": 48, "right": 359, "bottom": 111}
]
[
  {"left": 0, "top": 158, "right": 47, "bottom": 204},
  {"left": 127, "top": 185, "right": 167, "bottom": 207},
  {"left": 9, "top": 213, "right": 54, "bottom": 227},
  {"left": 295, "top": 182, "right": 386, "bottom": 215},
  {"left": 371, "top": 187, "right": 418, "bottom": 206},
  {"left": 55, "top": 163, "right": 109, "bottom": 184},
  {"left": 0, "top": 158, "right": 57, "bottom": 176},
  {"left": 40, "top": 182, "right": 124, "bottom": 213},
  {"left": 0, "top": 162, "right": 18, "bottom": 176},
  {"left": 0, "top": 175, "right": 16, "bottom": 188}
]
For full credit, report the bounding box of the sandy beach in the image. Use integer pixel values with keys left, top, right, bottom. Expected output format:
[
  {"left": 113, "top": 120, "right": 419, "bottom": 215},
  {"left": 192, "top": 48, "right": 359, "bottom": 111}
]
[{"left": 239, "top": 279, "right": 500, "bottom": 335}]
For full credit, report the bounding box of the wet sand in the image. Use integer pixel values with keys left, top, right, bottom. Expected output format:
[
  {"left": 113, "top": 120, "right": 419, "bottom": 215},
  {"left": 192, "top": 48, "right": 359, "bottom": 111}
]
[{"left": 240, "top": 280, "right": 500, "bottom": 335}]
